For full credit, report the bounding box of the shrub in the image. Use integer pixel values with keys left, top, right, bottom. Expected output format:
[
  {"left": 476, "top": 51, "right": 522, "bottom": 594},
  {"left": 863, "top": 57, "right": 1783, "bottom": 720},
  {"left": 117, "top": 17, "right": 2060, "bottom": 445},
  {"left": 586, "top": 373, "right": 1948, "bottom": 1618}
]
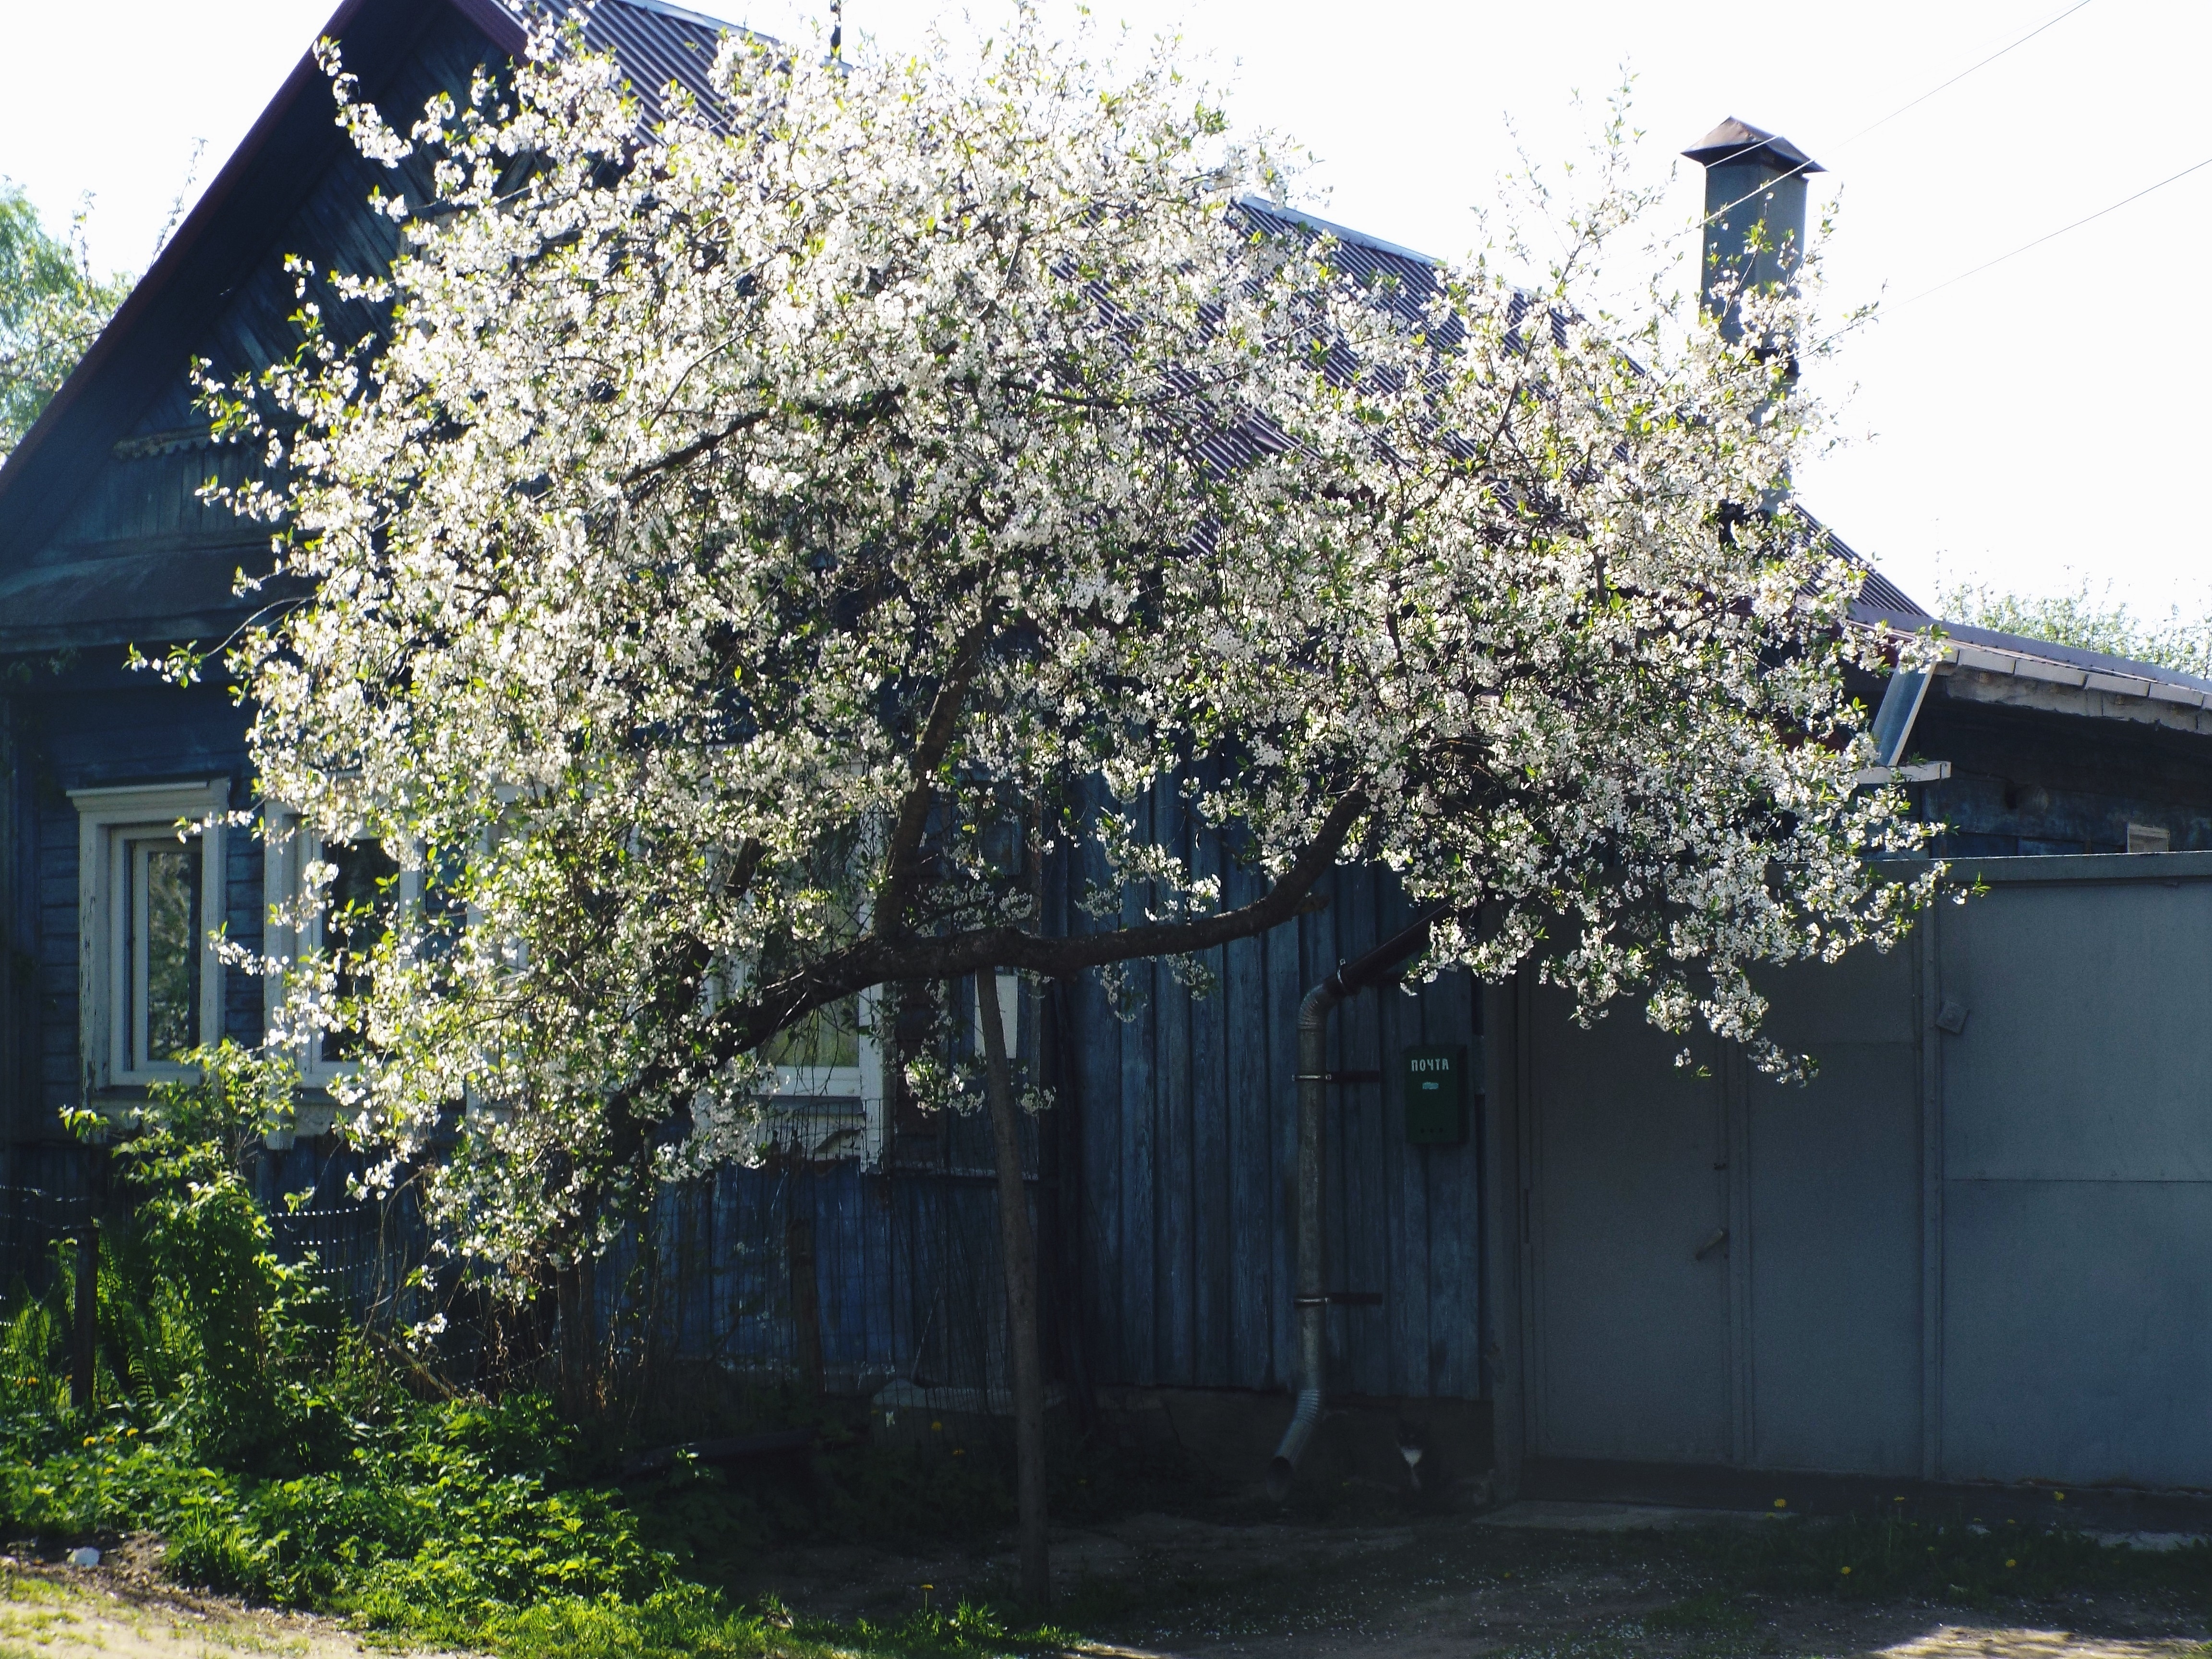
[
  {"left": 1, "top": 1047, "right": 673, "bottom": 1641},
  {"left": 0, "top": 1046, "right": 1067, "bottom": 1658}
]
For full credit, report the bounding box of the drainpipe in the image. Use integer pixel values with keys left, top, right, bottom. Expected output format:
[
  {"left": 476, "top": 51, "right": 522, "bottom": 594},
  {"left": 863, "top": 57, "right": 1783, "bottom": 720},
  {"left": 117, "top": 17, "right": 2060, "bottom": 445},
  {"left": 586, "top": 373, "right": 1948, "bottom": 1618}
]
[{"left": 1267, "top": 900, "right": 1455, "bottom": 1501}]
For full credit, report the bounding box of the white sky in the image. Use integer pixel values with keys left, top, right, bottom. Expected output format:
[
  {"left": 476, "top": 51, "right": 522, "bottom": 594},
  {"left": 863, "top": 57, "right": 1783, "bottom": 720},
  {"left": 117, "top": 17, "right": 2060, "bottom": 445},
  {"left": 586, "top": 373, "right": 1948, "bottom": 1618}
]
[{"left": 1, "top": 0, "right": 2205, "bottom": 618}]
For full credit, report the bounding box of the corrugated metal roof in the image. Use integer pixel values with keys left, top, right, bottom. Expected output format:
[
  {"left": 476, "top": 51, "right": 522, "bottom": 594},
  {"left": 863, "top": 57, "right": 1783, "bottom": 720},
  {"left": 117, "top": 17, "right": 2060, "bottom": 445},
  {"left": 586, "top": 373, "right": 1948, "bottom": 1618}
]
[
  {"left": 1936, "top": 621, "right": 2212, "bottom": 697},
  {"left": 1822, "top": 524, "right": 1931, "bottom": 625},
  {"left": 1238, "top": 199, "right": 1940, "bottom": 639},
  {"left": 1825, "top": 528, "right": 2212, "bottom": 699},
  {"left": 504, "top": 0, "right": 748, "bottom": 124},
  {"left": 14, "top": 0, "right": 2173, "bottom": 710},
  {"left": 574, "top": 0, "right": 739, "bottom": 124},
  {"left": 1235, "top": 198, "right": 1443, "bottom": 296}
]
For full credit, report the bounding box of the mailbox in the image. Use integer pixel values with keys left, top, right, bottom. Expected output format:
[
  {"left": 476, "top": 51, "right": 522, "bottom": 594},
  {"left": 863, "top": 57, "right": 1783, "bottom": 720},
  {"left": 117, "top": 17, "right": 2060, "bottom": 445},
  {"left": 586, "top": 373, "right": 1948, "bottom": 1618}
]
[{"left": 1402, "top": 1044, "right": 1467, "bottom": 1145}]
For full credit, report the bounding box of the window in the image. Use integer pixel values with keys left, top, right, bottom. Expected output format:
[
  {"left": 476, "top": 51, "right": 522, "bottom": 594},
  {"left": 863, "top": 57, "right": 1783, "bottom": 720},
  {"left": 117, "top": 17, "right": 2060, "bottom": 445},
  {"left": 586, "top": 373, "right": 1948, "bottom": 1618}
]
[
  {"left": 71, "top": 780, "right": 229, "bottom": 1096},
  {"left": 759, "top": 987, "right": 885, "bottom": 1165},
  {"left": 263, "top": 808, "right": 415, "bottom": 1088},
  {"left": 971, "top": 971, "right": 1020, "bottom": 1065}
]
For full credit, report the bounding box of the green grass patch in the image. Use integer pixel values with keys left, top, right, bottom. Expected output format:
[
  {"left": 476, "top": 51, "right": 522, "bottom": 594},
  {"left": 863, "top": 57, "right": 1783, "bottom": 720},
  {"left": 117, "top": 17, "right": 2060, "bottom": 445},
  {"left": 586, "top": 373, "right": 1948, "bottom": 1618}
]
[
  {"left": 0, "top": 1050, "right": 1089, "bottom": 1659},
  {"left": 1684, "top": 1510, "right": 2212, "bottom": 1606},
  {"left": 478, "top": 1588, "right": 1084, "bottom": 1659},
  {"left": 1643, "top": 1587, "right": 1756, "bottom": 1635}
]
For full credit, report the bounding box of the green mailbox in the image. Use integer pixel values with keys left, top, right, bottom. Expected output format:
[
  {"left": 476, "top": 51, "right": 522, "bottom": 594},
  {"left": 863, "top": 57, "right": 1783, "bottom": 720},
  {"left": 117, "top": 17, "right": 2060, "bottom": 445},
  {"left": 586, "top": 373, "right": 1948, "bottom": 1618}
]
[{"left": 1402, "top": 1045, "right": 1467, "bottom": 1145}]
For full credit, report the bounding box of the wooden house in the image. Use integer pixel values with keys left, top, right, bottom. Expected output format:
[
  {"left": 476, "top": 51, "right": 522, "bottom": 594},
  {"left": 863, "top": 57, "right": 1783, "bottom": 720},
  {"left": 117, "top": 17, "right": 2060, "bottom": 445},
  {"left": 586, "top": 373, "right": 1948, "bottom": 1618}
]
[{"left": 6, "top": 0, "right": 2212, "bottom": 1505}]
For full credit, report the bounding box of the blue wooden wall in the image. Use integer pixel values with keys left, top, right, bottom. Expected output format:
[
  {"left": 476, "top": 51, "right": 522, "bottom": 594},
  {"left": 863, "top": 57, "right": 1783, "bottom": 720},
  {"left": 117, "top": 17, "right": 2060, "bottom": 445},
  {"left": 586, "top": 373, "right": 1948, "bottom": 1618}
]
[
  {"left": 252, "top": 1130, "right": 1044, "bottom": 1407},
  {"left": 1, "top": 8, "right": 512, "bottom": 1142},
  {"left": 1060, "top": 794, "right": 1488, "bottom": 1403},
  {"left": 9, "top": 669, "right": 260, "bottom": 1133}
]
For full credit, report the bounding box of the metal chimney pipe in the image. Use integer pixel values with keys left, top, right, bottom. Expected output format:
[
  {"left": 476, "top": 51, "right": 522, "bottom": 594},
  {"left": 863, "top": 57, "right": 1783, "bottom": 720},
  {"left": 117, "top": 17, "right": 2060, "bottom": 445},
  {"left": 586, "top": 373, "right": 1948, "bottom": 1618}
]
[{"left": 1683, "top": 117, "right": 1825, "bottom": 341}]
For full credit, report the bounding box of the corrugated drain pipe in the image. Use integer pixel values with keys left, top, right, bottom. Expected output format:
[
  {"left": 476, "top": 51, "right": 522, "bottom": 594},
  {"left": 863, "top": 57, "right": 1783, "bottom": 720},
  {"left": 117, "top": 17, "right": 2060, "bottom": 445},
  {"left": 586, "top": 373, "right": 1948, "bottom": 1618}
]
[{"left": 1267, "top": 900, "right": 1455, "bottom": 1502}]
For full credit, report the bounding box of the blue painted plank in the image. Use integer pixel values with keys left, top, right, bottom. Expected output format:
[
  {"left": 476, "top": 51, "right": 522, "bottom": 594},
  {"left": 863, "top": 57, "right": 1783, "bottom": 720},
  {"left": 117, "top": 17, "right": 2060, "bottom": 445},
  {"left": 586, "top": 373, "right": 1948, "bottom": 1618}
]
[
  {"left": 1075, "top": 781, "right": 1126, "bottom": 1381},
  {"left": 1385, "top": 970, "right": 1433, "bottom": 1397},
  {"left": 1423, "top": 970, "right": 1480, "bottom": 1397},
  {"left": 1332, "top": 865, "right": 1386, "bottom": 1395},
  {"left": 1223, "top": 851, "right": 1272, "bottom": 1388},
  {"left": 1118, "top": 789, "right": 1158, "bottom": 1385},
  {"left": 1155, "top": 783, "right": 1196, "bottom": 1385},
  {"left": 1269, "top": 878, "right": 1328, "bottom": 1388}
]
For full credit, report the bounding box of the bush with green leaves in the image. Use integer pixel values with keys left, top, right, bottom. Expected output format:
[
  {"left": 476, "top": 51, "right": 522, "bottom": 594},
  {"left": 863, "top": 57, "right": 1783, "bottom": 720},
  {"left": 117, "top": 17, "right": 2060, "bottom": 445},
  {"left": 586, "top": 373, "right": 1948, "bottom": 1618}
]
[
  {"left": 158, "top": 1392, "right": 666, "bottom": 1621},
  {"left": 1, "top": 1046, "right": 672, "bottom": 1636},
  {"left": 0, "top": 1048, "right": 1075, "bottom": 1657},
  {"left": 85, "top": 1041, "right": 340, "bottom": 1468}
]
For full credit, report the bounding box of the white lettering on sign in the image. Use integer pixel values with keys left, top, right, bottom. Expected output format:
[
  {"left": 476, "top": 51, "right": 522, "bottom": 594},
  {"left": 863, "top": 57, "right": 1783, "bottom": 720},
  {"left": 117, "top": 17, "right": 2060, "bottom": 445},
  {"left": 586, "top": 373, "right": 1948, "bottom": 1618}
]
[{"left": 1409, "top": 1057, "right": 1452, "bottom": 1072}]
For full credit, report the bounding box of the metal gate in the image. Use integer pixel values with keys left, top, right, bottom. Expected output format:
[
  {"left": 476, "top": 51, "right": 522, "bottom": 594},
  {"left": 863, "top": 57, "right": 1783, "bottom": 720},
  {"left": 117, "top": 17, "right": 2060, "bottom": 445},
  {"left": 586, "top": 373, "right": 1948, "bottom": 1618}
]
[{"left": 1516, "top": 851, "right": 2212, "bottom": 1489}]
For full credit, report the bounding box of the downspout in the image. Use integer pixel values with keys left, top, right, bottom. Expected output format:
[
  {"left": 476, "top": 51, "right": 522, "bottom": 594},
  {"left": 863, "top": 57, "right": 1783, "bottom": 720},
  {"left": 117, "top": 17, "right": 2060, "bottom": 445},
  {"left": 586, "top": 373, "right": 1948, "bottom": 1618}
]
[{"left": 1267, "top": 899, "right": 1455, "bottom": 1501}]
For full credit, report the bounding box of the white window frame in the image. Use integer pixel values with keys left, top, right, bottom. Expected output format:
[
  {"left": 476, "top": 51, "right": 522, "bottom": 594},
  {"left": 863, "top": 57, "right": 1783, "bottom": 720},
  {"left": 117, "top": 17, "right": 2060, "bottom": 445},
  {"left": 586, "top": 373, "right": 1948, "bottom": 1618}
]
[
  {"left": 262, "top": 805, "right": 423, "bottom": 1089},
  {"left": 71, "top": 779, "right": 230, "bottom": 1098},
  {"left": 764, "top": 986, "right": 886, "bottom": 1166},
  {"left": 972, "top": 970, "right": 1021, "bottom": 1066}
]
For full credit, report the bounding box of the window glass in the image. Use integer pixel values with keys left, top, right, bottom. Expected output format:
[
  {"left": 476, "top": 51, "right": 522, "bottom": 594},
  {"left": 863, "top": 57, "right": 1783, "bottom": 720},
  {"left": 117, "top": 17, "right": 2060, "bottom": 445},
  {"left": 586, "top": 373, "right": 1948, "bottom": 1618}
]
[
  {"left": 132, "top": 836, "right": 202, "bottom": 1069},
  {"left": 322, "top": 838, "right": 399, "bottom": 1063},
  {"left": 763, "top": 996, "right": 861, "bottom": 1075}
]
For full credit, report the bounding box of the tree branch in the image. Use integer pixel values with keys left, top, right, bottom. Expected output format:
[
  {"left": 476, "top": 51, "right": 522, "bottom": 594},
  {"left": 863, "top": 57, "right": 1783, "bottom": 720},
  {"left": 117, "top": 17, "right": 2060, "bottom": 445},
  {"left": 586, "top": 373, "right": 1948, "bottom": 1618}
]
[
  {"left": 721, "top": 786, "right": 1370, "bottom": 1055},
  {"left": 872, "top": 611, "right": 997, "bottom": 938}
]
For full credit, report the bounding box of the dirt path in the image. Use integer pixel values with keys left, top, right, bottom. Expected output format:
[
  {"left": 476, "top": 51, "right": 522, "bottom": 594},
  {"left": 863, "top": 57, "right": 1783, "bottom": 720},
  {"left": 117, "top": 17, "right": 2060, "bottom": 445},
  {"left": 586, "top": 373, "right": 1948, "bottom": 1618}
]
[
  {"left": 742, "top": 1501, "right": 2212, "bottom": 1659},
  {"left": 0, "top": 1564, "right": 378, "bottom": 1659},
  {"left": 10, "top": 1504, "right": 2207, "bottom": 1659},
  {"left": 1084, "top": 1505, "right": 2212, "bottom": 1659}
]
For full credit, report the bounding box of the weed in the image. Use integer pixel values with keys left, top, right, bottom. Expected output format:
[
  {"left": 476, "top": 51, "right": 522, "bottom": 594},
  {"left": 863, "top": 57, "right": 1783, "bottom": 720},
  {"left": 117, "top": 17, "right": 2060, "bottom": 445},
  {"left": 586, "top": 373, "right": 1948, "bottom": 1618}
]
[
  {"left": 1682, "top": 1510, "right": 2212, "bottom": 1607},
  {"left": 0, "top": 1051, "right": 1090, "bottom": 1659},
  {"left": 1644, "top": 1588, "right": 1755, "bottom": 1635}
]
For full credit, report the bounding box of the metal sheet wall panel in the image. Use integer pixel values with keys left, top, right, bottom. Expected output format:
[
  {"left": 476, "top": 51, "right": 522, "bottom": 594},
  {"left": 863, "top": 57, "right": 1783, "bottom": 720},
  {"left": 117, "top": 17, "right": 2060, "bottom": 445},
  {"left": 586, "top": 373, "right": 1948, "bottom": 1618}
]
[
  {"left": 1518, "top": 856, "right": 2212, "bottom": 1491},
  {"left": 1941, "top": 1178, "right": 2212, "bottom": 1486},
  {"left": 1940, "top": 879, "right": 2212, "bottom": 1181},
  {"left": 1528, "top": 993, "right": 1731, "bottom": 1461},
  {"left": 1935, "top": 864, "right": 2212, "bottom": 1485},
  {"left": 1745, "top": 1041, "right": 1923, "bottom": 1474},
  {"left": 1743, "top": 948, "right": 1924, "bottom": 1476},
  {"left": 1524, "top": 944, "right": 1928, "bottom": 1477}
]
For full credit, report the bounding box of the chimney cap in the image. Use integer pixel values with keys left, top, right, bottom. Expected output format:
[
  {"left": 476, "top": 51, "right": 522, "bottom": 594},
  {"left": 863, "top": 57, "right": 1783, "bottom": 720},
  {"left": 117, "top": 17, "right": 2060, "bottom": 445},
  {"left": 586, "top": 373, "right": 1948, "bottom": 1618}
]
[{"left": 1683, "top": 117, "right": 1825, "bottom": 176}]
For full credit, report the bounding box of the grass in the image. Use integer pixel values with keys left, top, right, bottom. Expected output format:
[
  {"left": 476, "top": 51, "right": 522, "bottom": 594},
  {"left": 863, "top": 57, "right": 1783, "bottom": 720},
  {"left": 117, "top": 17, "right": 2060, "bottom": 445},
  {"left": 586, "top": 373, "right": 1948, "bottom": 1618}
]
[
  {"left": 1642, "top": 1588, "right": 1757, "bottom": 1635},
  {"left": 0, "top": 1569, "right": 1081, "bottom": 1659},
  {"left": 474, "top": 1588, "right": 1086, "bottom": 1659},
  {"left": 1684, "top": 1508, "right": 2212, "bottom": 1606}
]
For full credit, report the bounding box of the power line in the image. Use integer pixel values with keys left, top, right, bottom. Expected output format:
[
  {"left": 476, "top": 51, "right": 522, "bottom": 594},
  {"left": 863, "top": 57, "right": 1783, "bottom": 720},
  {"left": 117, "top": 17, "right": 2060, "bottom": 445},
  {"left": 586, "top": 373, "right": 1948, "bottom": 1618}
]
[
  {"left": 1686, "top": 0, "right": 2101, "bottom": 241},
  {"left": 1835, "top": 0, "right": 2096, "bottom": 148},
  {"left": 1896, "top": 152, "right": 2212, "bottom": 307}
]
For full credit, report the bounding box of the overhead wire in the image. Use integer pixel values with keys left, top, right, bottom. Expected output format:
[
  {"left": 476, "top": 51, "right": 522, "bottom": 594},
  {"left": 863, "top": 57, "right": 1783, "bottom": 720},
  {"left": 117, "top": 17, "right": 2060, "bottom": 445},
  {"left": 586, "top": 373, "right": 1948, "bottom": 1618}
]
[
  {"left": 1686, "top": 0, "right": 2101, "bottom": 239},
  {"left": 1833, "top": 0, "right": 2096, "bottom": 147},
  {"left": 1678, "top": 1, "right": 2209, "bottom": 311},
  {"left": 1896, "top": 152, "right": 2212, "bottom": 307}
]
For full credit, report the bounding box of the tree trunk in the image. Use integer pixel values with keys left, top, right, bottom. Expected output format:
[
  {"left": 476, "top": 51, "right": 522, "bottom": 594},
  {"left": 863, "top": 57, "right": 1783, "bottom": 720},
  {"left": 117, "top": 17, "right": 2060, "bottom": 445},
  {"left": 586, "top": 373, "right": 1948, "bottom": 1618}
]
[
  {"left": 555, "top": 1247, "right": 599, "bottom": 1416},
  {"left": 978, "top": 969, "right": 1049, "bottom": 1611}
]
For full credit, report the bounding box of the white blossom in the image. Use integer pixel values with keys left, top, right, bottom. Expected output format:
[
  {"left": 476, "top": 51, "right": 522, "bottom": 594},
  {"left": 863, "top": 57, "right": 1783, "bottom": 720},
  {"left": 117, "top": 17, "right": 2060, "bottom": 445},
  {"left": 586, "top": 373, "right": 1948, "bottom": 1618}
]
[{"left": 191, "top": 8, "right": 1938, "bottom": 1279}]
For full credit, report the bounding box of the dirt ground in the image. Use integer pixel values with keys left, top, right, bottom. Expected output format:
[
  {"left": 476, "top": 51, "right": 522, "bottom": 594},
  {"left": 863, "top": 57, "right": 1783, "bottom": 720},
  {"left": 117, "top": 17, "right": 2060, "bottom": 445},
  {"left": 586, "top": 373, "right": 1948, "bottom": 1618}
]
[
  {"left": 0, "top": 1549, "right": 370, "bottom": 1659},
  {"left": 736, "top": 1500, "right": 2212, "bottom": 1659},
  {"left": 8, "top": 1503, "right": 2209, "bottom": 1659}
]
